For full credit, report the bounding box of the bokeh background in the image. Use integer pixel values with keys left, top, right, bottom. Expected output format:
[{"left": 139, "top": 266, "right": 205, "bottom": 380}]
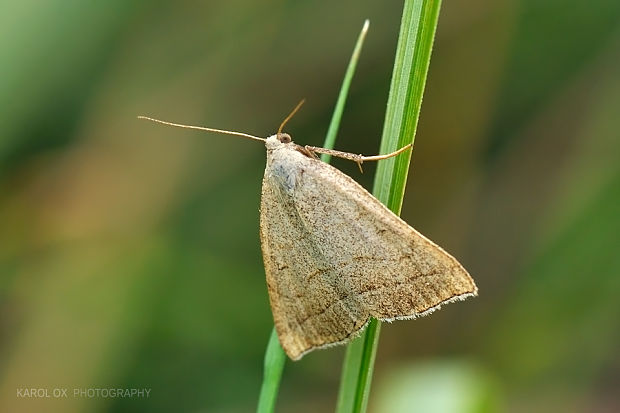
[{"left": 1, "top": 1, "right": 619, "bottom": 412}]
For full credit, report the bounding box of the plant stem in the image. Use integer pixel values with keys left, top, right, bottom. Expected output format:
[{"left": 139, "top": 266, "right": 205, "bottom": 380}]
[
  {"left": 257, "top": 329, "right": 286, "bottom": 413},
  {"left": 256, "top": 20, "right": 370, "bottom": 413},
  {"left": 322, "top": 19, "right": 370, "bottom": 161},
  {"left": 336, "top": 1, "right": 443, "bottom": 412}
]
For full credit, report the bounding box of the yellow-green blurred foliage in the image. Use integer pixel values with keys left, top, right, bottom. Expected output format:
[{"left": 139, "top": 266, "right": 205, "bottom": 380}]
[{"left": 1, "top": 1, "right": 619, "bottom": 412}]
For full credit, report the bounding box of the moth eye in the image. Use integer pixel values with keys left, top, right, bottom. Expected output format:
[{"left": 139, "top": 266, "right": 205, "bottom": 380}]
[{"left": 278, "top": 133, "right": 292, "bottom": 143}]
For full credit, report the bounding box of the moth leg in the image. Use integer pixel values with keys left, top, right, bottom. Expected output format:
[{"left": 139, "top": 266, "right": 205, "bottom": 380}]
[
  {"left": 296, "top": 145, "right": 319, "bottom": 159},
  {"left": 305, "top": 143, "right": 412, "bottom": 172},
  {"left": 360, "top": 143, "right": 413, "bottom": 162}
]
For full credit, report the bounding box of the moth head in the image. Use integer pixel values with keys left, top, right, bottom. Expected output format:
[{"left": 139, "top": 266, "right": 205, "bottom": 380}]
[{"left": 265, "top": 133, "right": 293, "bottom": 150}]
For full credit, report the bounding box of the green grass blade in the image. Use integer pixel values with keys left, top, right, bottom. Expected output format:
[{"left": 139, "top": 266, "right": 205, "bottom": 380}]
[
  {"left": 336, "top": 1, "right": 443, "bottom": 412},
  {"left": 374, "top": 0, "right": 442, "bottom": 210},
  {"left": 257, "top": 329, "right": 286, "bottom": 413},
  {"left": 256, "top": 20, "right": 370, "bottom": 413},
  {"left": 321, "top": 19, "right": 370, "bottom": 161}
]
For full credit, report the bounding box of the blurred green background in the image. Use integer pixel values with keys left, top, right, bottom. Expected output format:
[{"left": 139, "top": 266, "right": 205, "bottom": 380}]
[{"left": 1, "top": 1, "right": 619, "bottom": 412}]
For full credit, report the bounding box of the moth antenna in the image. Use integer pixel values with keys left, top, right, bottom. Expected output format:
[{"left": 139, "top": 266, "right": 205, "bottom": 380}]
[
  {"left": 278, "top": 99, "right": 306, "bottom": 135},
  {"left": 137, "top": 116, "right": 265, "bottom": 142}
]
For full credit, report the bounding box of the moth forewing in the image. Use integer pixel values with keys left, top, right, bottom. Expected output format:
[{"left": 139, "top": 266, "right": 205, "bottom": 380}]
[{"left": 259, "top": 136, "right": 477, "bottom": 360}]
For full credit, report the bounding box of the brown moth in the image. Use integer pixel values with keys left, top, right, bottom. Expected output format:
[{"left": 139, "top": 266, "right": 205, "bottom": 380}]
[{"left": 139, "top": 111, "right": 478, "bottom": 361}]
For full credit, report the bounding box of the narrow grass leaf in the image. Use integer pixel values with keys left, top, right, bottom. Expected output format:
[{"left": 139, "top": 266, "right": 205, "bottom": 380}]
[
  {"left": 336, "top": 1, "right": 444, "bottom": 412},
  {"left": 256, "top": 20, "right": 371, "bottom": 412}
]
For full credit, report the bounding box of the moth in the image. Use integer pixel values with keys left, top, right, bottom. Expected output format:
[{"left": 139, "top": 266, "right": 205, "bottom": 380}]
[{"left": 139, "top": 107, "right": 477, "bottom": 360}]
